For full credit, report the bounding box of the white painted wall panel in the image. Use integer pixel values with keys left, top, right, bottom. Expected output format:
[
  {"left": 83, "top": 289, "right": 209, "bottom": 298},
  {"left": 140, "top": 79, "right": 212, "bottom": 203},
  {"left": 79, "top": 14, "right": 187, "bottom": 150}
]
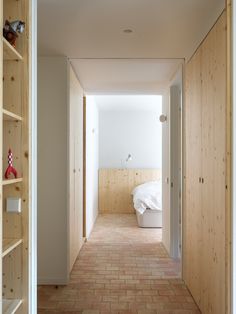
[
  {"left": 38, "top": 58, "right": 84, "bottom": 284},
  {"left": 38, "top": 57, "right": 68, "bottom": 284},
  {"left": 162, "top": 90, "right": 170, "bottom": 254},
  {"left": 86, "top": 96, "right": 99, "bottom": 237}
]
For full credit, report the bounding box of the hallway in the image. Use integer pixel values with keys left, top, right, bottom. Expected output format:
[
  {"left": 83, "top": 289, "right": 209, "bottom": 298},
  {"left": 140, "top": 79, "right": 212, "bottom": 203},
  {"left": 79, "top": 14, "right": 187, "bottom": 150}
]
[{"left": 38, "top": 214, "right": 200, "bottom": 313}]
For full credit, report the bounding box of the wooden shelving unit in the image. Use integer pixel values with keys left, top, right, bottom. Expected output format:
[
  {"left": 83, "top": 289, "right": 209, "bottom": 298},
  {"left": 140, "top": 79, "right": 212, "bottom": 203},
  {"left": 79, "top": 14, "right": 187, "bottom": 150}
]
[
  {"left": 0, "top": 0, "right": 31, "bottom": 313},
  {"left": 3, "top": 109, "right": 22, "bottom": 122},
  {"left": 2, "top": 178, "right": 23, "bottom": 186},
  {"left": 3, "top": 299, "right": 22, "bottom": 314},
  {"left": 3, "top": 38, "right": 23, "bottom": 61},
  {"left": 2, "top": 239, "right": 22, "bottom": 258}
]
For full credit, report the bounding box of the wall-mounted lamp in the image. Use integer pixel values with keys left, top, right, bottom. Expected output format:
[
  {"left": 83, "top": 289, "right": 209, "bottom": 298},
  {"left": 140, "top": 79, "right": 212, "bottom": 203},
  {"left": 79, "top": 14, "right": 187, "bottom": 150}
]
[
  {"left": 159, "top": 114, "right": 167, "bottom": 123},
  {"left": 126, "top": 154, "right": 132, "bottom": 162}
]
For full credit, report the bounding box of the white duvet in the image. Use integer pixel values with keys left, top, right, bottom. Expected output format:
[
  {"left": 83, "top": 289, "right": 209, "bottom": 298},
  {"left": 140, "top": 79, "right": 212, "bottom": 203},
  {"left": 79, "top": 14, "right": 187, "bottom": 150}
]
[{"left": 132, "top": 180, "right": 162, "bottom": 214}]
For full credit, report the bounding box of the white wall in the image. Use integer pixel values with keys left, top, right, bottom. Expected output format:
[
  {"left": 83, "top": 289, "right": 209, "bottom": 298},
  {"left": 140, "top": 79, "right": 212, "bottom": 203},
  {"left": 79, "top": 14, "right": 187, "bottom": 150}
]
[
  {"left": 38, "top": 57, "right": 68, "bottom": 284},
  {"left": 162, "top": 89, "right": 170, "bottom": 253},
  {"left": 99, "top": 108, "right": 162, "bottom": 169},
  {"left": 86, "top": 96, "right": 99, "bottom": 237},
  {"left": 162, "top": 66, "right": 182, "bottom": 259}
]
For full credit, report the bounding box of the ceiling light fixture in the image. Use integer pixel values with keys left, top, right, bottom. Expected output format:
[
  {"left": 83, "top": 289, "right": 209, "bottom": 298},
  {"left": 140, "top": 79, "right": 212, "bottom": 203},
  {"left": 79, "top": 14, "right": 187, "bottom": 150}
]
[{"left": 123, "top": 29, "right": 133, "bottom": 34}]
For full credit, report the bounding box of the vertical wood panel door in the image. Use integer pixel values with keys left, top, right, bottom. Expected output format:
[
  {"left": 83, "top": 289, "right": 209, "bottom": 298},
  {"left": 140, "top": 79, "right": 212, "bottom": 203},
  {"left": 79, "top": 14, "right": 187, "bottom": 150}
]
[
  {"left": 69, "top": 66, "right": 84, "bottom": 272},
  {"left": 74, "top": 79, "right": 84, "bottom": 259},
  {"left": 69, "top": 67, "right": 76, "bottom": 272},
  {"left": 200, "top": 13, "right": 226, "bottom": 314},
  {"left": 184, "top": 47, "right": 202, "bottom": 306},
  {"left": 184, "top": 12, "right": 227, "bottom": 314}
]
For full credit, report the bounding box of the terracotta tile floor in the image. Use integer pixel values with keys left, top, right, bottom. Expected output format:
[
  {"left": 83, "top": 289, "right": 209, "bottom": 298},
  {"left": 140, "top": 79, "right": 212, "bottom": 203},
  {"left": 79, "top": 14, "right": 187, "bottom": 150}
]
[{"left": 38, "top": 214, "right": 201, "bottom": 314}]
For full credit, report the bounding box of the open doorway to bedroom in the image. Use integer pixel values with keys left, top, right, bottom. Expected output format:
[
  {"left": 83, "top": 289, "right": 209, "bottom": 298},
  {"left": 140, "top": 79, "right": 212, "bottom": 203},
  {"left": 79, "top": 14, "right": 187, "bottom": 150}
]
[{"left": 84, "top": 92, "right": 182, "bottom": 279}]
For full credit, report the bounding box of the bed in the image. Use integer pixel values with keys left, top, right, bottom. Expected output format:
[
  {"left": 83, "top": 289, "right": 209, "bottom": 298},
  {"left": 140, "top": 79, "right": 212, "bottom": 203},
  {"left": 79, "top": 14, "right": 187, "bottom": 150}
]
[{"left": 132, "top": 180, "right": 162, "bottom": 228}]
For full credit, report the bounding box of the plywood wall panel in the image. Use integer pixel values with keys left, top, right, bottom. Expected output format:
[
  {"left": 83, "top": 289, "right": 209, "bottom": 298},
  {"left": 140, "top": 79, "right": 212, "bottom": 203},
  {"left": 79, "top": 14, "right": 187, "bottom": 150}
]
[
  {"left": 68, "top": 65, "right": 84, "bottom": 272},
  {"left": 99, "top": 168, "right": 161, "bottom": 214},
  {"left": 200, "top": 13, "right": 226, "bottom": 314},
  {"left": 184, "top": 12, "right": 227, "bottom": 314},
  {"left": 3, "top": 61, "right": 23, "bottom": 116},
  {"left": 2, "top": 245, "right": 22, "bottom": 299},
  {"left": 184, "top": 47, "right": 202, "bottom": 306}
]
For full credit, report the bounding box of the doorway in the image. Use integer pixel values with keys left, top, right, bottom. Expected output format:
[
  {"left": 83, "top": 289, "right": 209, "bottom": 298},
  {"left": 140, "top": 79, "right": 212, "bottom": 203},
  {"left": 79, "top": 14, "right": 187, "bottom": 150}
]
[{"left": 83, "top": 90, "right": 182, "bottom": 265}]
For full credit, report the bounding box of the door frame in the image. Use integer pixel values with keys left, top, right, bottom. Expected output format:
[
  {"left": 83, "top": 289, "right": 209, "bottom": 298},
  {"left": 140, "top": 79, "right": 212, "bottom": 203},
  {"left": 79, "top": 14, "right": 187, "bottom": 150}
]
[
  {"left": 169, "top": 84, "right": 182, "bottom": 259},
  {"left": 83, "top": 96, "right": 87, "bottom": 238}
]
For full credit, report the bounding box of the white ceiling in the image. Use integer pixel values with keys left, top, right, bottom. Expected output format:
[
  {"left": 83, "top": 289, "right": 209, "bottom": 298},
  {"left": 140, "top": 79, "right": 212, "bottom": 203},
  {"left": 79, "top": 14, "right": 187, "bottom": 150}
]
[
  {"left": 71, "top": 59, "right": 181, "bottom": 94},
  {"left": 93, "top": 95, "right": 162, "bottom": 111},
  {"left": 38, "top": 0, "right": 224, "bottom": 59},
  {"left": 38, "top": 0, "right": 224, "bottom": 94}
]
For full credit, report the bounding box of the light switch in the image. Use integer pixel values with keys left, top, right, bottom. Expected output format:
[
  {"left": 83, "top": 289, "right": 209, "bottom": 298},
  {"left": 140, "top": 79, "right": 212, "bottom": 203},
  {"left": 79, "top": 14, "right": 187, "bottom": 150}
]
[{"left": 6, "top": 197, "right": 21, "bottom": 213}]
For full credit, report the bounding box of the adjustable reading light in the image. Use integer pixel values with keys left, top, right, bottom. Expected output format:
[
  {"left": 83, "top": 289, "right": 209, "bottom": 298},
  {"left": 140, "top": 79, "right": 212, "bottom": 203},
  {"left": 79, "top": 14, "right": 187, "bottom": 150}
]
[
  {"left": 159, "top": 114, "right": 167, "bottom": 123},
  {"left": 126, "top": 154, "right": 132, "bottom": 162}
]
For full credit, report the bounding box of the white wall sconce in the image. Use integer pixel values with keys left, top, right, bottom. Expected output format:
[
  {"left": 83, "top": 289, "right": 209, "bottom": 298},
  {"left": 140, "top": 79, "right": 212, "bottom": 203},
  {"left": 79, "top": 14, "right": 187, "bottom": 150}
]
[
  {"left": 159, "top": 114, "right": 167, "bottom": 123},
  {"left": 126, "top": 154, "right": 132, "bottom": 162}
]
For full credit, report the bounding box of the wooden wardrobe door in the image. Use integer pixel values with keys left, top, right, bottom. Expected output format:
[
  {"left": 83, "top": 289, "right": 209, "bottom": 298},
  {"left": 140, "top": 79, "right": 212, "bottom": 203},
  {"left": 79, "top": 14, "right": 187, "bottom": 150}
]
[
  {"left": 184, "top": 47, "right": 202, "bottom": 306},
  {"left": 69, "top": 69, "right": 76, "bottom": 272},
  {"left": 200, "top": 13, "right": 226, "bottom": 314},
  {"left": 74, "top": 82, "right": 84, "bottom": 257},
  {"left": 69, "top": 66, "right": 84, "bottom": 272}
]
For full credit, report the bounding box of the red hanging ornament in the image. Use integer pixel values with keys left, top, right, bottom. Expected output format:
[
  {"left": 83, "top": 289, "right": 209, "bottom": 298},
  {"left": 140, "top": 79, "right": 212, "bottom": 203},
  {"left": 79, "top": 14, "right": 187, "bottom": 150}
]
[{"left": 5, "top": 149, "right": 18, "bottom": 179}]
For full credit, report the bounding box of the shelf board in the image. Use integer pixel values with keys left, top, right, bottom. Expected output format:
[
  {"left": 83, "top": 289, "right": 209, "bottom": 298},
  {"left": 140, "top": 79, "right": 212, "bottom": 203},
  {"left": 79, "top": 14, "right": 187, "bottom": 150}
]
[
  {"left": 3, "top": 299, "right": 22, "bottom": 314},
  {"left": 2, "top": 239, "right": 23, "bottom": 258},
  {"left": 3, "top": 38, "right": 23, "bottom": 61},
  {"left": 3, "top": 109, "right": 22, "bottom": 122},
  {"left": 2, "top": 178, "right": 23, "bottom": 186}
]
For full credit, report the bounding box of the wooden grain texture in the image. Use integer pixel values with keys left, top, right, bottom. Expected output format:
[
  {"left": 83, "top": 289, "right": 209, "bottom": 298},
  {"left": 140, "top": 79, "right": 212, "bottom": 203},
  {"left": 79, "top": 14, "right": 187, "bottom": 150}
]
[
  {"left": 2, "top": 245, "right": 22, "bottom": 300},
  {"left": 3, "top": 183, "right": 22, "bottom": 240},
  {"left": 184, "top": 46, "right": 202, "bottom": 306},
  {"left": 3, "top": 109, "right": 23, "bottom": 121},
  {"left": 2, "top": 238, "right": 22, "bottom": 258},
  {"left": 225, "top": 1, "right": 232, "bottom": 314},
  {"left": 3, "top": 61, "right": 23, "bottom": 116},
  {"left": 68, "top": 65, "right": 84, "bottom": 272},
  {"left": 3, "top": 299, "right": 22, "bottom": 314},
  {"left": 201, "top": 14, "right": 226, "bottom": 314},
  {"left": 3, "top": 38, "right": 23, "bottom": 61},
  {"left": 1, "top": 0, "right": 31, "bottom": 312},
  {"left": 3, "top": 120, "right": 22, "bottom": 177},
  {"left": 83, "top": 96, "right": 86, "bottom": 238},
  {"left": 99, "top": 169, "right": 161, "bottom": 214},
  {"left": 0, "top": 0, "right": 3, "bottom": 306},
  {"left": 21, "top": 0, "right": 31, "bottom": 311},
  {"left": 184, "top": 12, "right": 228, "bottom": 314}
]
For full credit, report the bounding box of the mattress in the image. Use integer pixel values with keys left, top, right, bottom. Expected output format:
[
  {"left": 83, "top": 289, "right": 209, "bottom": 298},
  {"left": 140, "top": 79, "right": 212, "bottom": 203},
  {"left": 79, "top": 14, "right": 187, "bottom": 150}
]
[
  {"left": 136, "top": 209, "right": 162, "bottom": 228},
  {"left": 132, "top": 180, "right": 162, "bottom": 214}
]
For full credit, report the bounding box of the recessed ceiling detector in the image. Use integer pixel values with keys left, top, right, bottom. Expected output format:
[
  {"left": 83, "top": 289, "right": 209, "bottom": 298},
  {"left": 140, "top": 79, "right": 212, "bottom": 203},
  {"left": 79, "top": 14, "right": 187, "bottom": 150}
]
[{"left": 123, "top": 29, "right": 133, "bottom": 34}]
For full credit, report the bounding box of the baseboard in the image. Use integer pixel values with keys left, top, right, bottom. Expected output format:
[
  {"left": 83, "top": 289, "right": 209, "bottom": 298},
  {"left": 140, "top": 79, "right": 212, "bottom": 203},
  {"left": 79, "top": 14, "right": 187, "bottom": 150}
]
[{"left": 38, "top": 277, "right": 69, "bottom": 285}]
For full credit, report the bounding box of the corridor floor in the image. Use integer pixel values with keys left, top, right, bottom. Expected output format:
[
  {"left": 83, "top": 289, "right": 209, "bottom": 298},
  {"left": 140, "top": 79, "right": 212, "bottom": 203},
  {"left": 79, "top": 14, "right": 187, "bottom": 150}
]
[{"left": 38, "top": 214, "right": 200, "bottom": 314}]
